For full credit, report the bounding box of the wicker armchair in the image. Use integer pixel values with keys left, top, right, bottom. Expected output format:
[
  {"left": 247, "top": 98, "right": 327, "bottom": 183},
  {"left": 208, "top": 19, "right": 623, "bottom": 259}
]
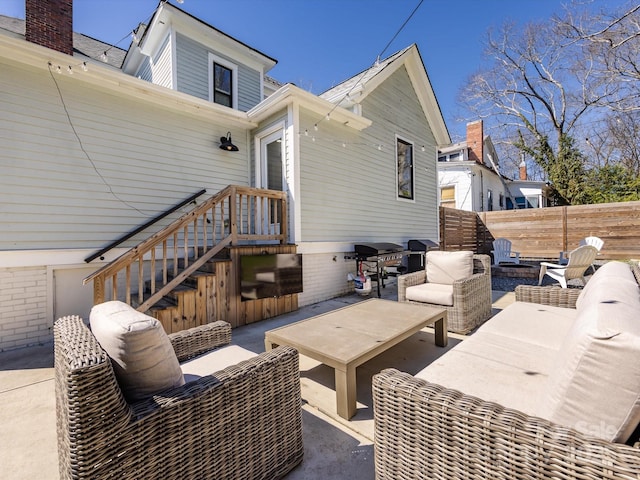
[
  {"left": 54, "top": 315, "right": 303, "bottom": 480},
  {"left": 397, "top": 253, "right": 492, "bottom": 334}
]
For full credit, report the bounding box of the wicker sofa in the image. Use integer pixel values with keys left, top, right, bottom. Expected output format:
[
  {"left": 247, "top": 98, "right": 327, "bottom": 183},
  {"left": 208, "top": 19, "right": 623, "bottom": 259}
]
[
  {"left": 397, "top": 252, "right": 492, "bottom": 334},
  {"left": 374, "top": 261, "right": 640, "bottom": 480},
  {"left": 54, "top": 310, "right": 303, "bottom": 480}
]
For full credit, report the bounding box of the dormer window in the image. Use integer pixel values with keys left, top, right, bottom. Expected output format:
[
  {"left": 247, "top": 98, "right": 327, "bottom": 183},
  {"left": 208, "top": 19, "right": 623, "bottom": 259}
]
[
  {"left": 213, "top": 63, "right": 232, "bottom": 107},
  {"left": 208, "top": 53, "right": 238, "bottom": 109}
]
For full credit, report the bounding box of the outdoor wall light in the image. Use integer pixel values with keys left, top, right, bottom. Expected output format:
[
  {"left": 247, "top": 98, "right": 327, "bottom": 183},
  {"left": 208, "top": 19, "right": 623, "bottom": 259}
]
[{"left": 219, "top": 132, "right": 239, "bottom": 151}]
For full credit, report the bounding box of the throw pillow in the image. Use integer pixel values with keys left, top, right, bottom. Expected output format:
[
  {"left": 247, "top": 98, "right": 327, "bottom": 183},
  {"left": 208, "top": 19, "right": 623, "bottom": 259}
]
[
  {"left": 426, "top": 250, "right": 474, "bottom": 285},
  {"left": 90, "top": 301, "right": 185, "bottom": 402}
]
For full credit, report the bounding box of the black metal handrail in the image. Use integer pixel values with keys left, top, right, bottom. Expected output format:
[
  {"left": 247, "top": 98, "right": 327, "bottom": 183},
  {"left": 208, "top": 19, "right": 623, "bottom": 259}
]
[{"left": 84, "top": 188, "right": 207, "bottom": 263}]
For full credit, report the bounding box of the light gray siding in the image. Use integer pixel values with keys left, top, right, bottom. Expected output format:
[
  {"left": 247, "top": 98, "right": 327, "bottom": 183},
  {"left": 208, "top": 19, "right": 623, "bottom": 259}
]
[
  {"left": 176, "top": 33, "right": 261, "bottom": 111},
  {"left": 138, "top": 33, "right": 173, "bottom": 88},
  {"left": 175, "top": 33, "right": 207, "bottom": 100},
  {"left": 0, "top": 58, "right": 249, "bottom": 251},
  {"left": 299, "top": 66, "right": 439, "bottom": 244}
]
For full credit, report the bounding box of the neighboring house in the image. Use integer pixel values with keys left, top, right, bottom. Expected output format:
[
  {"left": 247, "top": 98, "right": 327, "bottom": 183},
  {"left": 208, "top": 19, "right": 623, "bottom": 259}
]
[
  {"left": 438, "top": 120, "right": 550, "bottom": 211},
  {"left": 0, "top": 0, "right": 449, "bottom": 350}
]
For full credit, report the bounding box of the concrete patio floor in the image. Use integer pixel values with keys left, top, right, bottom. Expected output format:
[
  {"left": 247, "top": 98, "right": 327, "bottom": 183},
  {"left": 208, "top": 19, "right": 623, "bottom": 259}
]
[{"left": 0, "top": 278, "right": 515, "bottom": 480}]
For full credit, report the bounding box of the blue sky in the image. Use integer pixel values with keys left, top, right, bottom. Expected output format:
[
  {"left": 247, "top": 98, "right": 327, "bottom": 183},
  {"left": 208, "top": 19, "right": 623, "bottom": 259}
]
[{"left": 0, "top": 0, "right": 624, "bottom": 140}]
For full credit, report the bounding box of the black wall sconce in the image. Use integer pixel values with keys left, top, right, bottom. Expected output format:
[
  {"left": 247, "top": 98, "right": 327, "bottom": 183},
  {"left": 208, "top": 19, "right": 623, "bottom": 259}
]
[{"left": 219, "top": 131, "right": 239, "bottom": 151}]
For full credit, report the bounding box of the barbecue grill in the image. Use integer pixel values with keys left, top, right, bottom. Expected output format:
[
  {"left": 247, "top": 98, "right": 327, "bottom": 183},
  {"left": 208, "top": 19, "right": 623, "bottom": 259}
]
[{"left": 354, "top": 243, "right": 409, "bottom": 297}]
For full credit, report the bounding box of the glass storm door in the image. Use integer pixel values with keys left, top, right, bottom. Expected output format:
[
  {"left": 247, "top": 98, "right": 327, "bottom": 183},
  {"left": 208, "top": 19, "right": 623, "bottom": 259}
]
[{"left": 259, "top": 130, "right": 284, "bottom": 234}]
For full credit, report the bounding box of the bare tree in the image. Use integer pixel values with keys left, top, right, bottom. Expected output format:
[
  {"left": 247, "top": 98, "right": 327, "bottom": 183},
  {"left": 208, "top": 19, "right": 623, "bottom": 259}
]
[
  {"left": 558, "top": 2, "right": 640, "bottom": 113},
  {"left": 460, "top": 1, "right": 640, "bottom": 204}
]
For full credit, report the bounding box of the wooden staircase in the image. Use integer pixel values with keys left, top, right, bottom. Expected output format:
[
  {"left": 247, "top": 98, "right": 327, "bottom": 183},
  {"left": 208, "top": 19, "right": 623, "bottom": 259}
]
[{"left": 84, "top": 185, "right": 294, "bottom": 332}]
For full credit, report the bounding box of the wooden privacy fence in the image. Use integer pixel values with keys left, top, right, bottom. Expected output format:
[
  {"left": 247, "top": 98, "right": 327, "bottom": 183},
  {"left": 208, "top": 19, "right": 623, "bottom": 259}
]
[{"left": 440, "top": 201, "right": 640, "bottom": 261}]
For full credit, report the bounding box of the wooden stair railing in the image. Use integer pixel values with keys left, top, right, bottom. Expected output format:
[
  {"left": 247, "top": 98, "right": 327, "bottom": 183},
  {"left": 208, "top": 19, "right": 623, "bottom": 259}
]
[{"left": 84, "top": 185, "right": 288, "bottom": 312}]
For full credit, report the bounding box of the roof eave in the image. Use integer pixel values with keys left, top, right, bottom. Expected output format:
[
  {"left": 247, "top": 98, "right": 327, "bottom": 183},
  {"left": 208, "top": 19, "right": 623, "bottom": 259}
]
[
  {"left": 248, "top": 84, "right": 372, "bottom": 131},
  {"left": 0, "top": 34, "right": 256, "bottom": 129}
]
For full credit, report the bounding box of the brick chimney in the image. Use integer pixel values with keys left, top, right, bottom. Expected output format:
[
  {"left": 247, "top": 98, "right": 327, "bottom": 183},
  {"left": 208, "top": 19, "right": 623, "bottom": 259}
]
[
  {"left": 519, "top": 158, "right": 527, "bottom": 180},
  {"left": 25, "top": 0, "right": 73, "bottom": 56},
  {"left": 466, "top": 120, "right": 484, "bottom": 165}
]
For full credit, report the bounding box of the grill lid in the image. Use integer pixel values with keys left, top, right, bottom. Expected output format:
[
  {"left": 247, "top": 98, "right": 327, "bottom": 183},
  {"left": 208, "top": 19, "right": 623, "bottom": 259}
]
[{"left": 354, "top": 242, "right": 405, "bottom": 257}]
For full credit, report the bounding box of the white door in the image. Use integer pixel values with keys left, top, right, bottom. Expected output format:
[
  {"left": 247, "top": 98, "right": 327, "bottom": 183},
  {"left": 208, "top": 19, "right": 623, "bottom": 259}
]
[{"left": 257, "top": 129, "right": 284, "bottom": 235}]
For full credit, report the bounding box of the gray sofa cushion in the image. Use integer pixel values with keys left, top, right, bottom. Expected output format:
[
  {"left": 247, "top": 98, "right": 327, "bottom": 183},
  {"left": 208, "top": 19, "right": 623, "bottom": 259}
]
[{"left": 180, "top": 345, "right": 257, "bottom": 383}]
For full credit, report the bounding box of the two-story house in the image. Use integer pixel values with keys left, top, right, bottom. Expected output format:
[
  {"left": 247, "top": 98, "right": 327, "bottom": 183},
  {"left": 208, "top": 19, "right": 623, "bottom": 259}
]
[
  {"left": 438, "top": 120, "right": 550, "bottom": 211},
  {"left": 0, "top": 0, "right": 449, "bottom": 350}
]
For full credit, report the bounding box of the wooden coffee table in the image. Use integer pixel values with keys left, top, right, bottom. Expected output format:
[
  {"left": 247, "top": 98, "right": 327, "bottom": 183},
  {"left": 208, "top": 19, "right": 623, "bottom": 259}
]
[{"left": 264, "top": 298, "right": 447, "bottom": 419}]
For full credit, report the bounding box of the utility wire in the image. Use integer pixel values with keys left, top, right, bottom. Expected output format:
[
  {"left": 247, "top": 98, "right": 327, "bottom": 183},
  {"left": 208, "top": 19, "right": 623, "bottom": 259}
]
[
  {"left": 321, "top": 0, "right": 425, "bottom": 124},
  {"left": 47, "top": 64, "right": 150, "bottom": 215},
  {"left": 377, "top": 0, "right": 425, "bottom": 61}
]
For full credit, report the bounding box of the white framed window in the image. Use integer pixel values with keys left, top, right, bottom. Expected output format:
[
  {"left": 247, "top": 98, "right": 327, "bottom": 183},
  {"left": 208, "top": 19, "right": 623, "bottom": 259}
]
[
  {"left": 208, "top": 53, "right": 238, "bottom": 109},
  {"left": 396, "top": 136, "right": 414, "bottom": 201}
]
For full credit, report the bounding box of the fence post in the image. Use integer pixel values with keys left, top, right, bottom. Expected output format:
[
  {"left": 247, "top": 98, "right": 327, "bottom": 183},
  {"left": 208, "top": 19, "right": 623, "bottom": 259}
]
[
  {"left": 562, "top": 206, "right": 568, "bottom": 253},
  {"left": 439, "top": 207, "right": 445, "bottom": 250}
]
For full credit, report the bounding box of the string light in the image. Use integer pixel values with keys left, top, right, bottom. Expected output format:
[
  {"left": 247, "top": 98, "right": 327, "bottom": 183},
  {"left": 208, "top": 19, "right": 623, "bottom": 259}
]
[
  {"left": 82, "top": 62, "right": 88, "bottom": 72},
  {"left": 67, "top": 65, "right": 73, "bottom": 74},
  {"left": 100, "top": 51, "right": 108, "bottom": 62}
]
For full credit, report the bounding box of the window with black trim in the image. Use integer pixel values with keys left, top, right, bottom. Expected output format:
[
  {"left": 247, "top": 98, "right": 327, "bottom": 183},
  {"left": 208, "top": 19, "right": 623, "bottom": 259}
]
[
  {"left": 213, "top": 62, "right": 232, "bottom": 107},
  {"left": 397, "top": 138, "right": 414, "bottom": 200}
]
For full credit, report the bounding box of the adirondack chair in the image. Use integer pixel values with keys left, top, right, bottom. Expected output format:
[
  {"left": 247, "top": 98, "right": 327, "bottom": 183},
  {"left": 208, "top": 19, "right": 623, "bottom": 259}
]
[
  {"left": 539, "top": 245, "right": 599, "bottom": 288},
  {"left": 559, "top": 236, "right": 604, "bottom": 273},
  {"left": 491, "top": 238, "right": 520, "bottom": 265}
]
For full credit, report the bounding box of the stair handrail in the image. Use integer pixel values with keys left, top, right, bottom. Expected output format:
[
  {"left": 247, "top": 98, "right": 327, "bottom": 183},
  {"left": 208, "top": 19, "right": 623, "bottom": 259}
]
[{"left": 84, "top": 188, "right": 207, "bottom": 263}]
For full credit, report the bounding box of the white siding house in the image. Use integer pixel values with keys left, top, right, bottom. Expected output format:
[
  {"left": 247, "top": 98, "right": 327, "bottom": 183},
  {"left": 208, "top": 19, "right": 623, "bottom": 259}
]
[
  {"left": 438, "top": 120, "right": 549, "bottom": 212},
  {"left": 0, "top": 1, "right": 449, "bottom": 350}
]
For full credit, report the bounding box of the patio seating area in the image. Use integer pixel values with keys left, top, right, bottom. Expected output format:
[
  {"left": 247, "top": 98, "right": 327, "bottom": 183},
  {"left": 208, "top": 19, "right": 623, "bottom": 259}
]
[
  {"left": 3, "top": 260, "right": 639, "bottom": 479},
  {"left": 0, "top": 277, "right": 516, "bottom": 480}
]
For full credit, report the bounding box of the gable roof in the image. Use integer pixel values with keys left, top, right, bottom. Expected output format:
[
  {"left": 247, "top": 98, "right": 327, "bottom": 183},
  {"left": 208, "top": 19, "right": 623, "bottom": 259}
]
[
  {"left": 320, "top": 44, "right": 450, "bottom": 146},
  {"left": 0, "top": 14, "right": 126, "bottom": 69}
]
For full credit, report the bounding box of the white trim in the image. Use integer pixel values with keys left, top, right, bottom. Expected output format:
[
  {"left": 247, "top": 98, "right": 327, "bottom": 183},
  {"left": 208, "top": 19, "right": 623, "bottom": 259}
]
[
  {"left": 208, "top": 52, "right": 239, "bottom": 109},
  {"left": 170, "top": 27, "right": 178, "bottom": 90},
  {"left": 0, "top": 35, "right": 256, "bottom": 128},
  {"left": 395, "top": 134, "right": 416, "bottom": 203},
  {"left": 254, "top": 121, "right": 286, "bottom": 188},
  {"left": 248, "top": 83, "right": 371, "bottom": 131},
  {"left": 289, "top": 103, "right": 301, "bottom": 244},
  {"left": 0, "top": 249, "right": 127, "bottom": 269},
  {"left": 296, "top": 241, "right": 359, "bottom": 255}
]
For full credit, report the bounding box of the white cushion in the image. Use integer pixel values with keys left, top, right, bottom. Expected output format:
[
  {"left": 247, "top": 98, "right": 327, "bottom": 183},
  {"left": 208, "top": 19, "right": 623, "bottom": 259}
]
[
  {"left": 417, "top": 333, "right": 554, "bottom": 416},
  {"left": 181, "top": 345, "right": 257, "bottom": 383},
  {"left": 477, "top": 301, "right": 578, "bottom": 351},
  {"left": 426, "top": 251, "right": 473, "bottom": 285},
  {"left": 90, "top": 301, "right": 185, "bottom": 402},
  {"left": 576, "top": 260, "right": 637, "bottom": 311},
  {"left": 540, "top": 279, "right": 640, "bottom": 442},
  {"left": 406, "top": 282, "right": 454, "bottom": 306}
]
